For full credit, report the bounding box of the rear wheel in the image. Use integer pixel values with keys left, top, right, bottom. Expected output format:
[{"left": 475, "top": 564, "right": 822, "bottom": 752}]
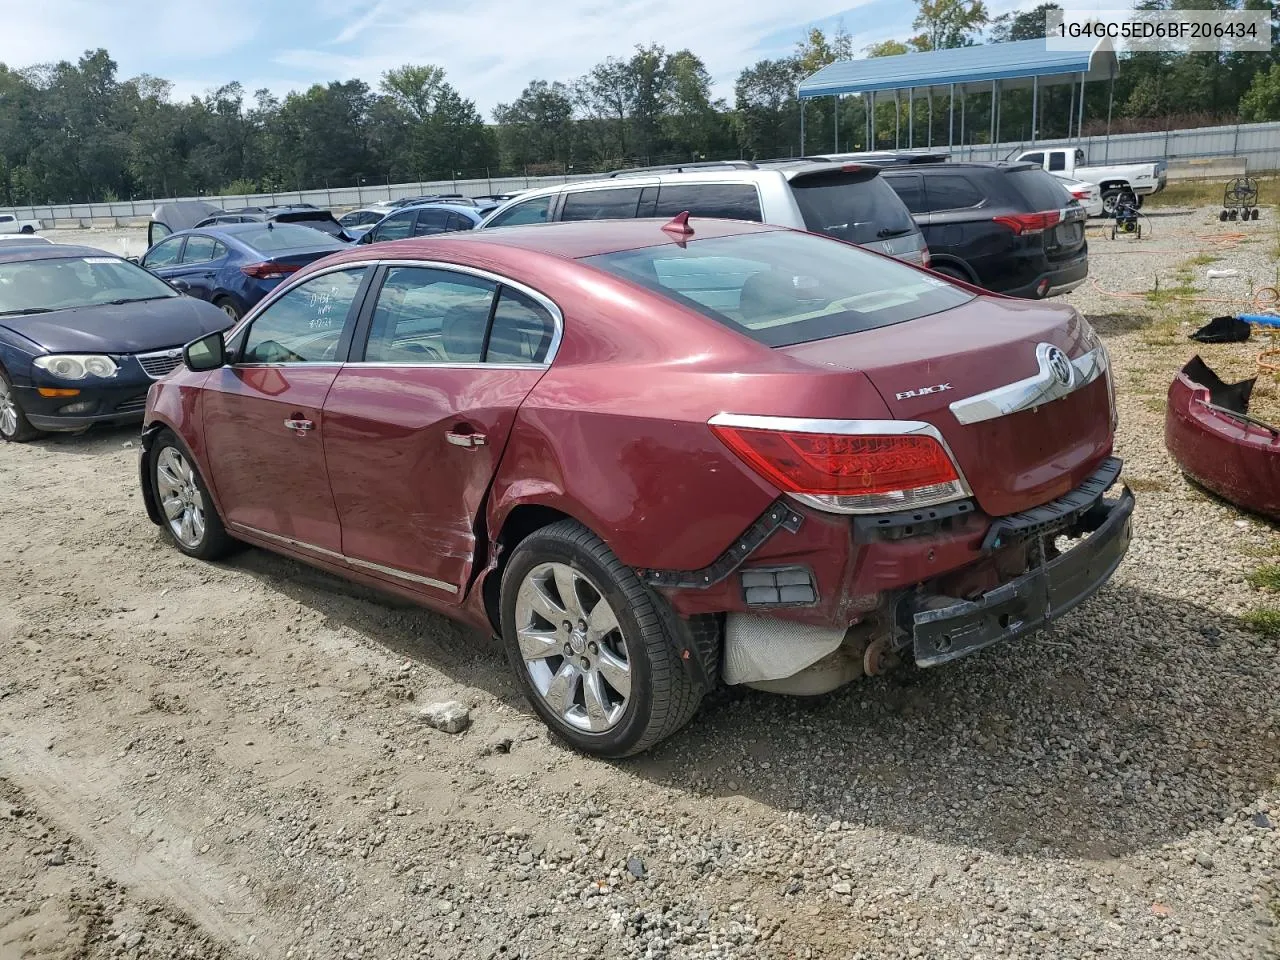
[
  {"left": 19, "top": 225, "right": 33, "bottom": 235},
  {"left": 0, "top": 371, "right": 40, "bottom": 443},
  {"left": 151, "top": 432, "right": 233, "bottom": 560},
  {"left": 930, "top": 264, "right": 971, "bottom": 285},
  {"left": 1101, "top": 189, "right": 1134, "bottom": 217},
  {"left": 500, "top": 520, "right": 704, "bottom": 757},
  {"left": 214, "top": 297, "right": 241, "bottom": 322}
]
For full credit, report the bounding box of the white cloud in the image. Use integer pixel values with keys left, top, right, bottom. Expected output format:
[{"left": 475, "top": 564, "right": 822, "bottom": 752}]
[{"left": 284, "top": 0, "right": 878, "bottom": 113}]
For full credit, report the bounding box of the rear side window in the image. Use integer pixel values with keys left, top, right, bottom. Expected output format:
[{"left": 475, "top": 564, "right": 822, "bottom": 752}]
[
  {"left": 414, "top": 208, "right": 453, "bottom": 235},
  {"left": 561, "top": 188, "right": 643, "bottom": 221},
  {"left": 885, "top": 173, "right": 926, "bottom": 214},
  {"left": 1048, "top": 152, "right": 1066, "bottom": 172},
  {"left": 1009, "top": 169, "right": 1073, "bottom": 212},
  {"left": 1021, "top": 152, "right": 1044, "bottom": 165},
  {"left": 584, "top": 230, "right": 972, "bottom": 348},
  {"left": 789, "top": 173, "right": 917, "bottom": 245},
  {"left": 447, "top": 213, "right": 475, "bottom": 231},
  {"left": 653, "top": 184, "right": 762, "bottom": 222},
  {"left": 922, "top": 175, "right": 984, "bottom": 211},
  {"left": 486, "top": 288, "right": 556, "bottom": 364},
  {"left": 180, "top": 235, "right": 224, "bottom": 263}
]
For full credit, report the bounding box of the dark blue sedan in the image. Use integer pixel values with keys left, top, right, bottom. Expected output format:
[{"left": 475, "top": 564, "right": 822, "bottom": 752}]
[
  {"left": 0, "top": 244, "right": 230, "bottom": 441},
  {"left": 139, "top": 222, "right": 347, "bottom": 321}
]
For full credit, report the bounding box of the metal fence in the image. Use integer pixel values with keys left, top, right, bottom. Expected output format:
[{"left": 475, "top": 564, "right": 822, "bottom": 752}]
[{"left": 7, "top": 118, "right": 1280, "bottom": 228}]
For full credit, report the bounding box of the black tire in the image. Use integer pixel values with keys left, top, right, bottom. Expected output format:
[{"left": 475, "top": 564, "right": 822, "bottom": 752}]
[
  {"left": 19, "top": 225, "right": 33, "bottom": 235},
  {"left": 499, "top": 519, "right": 706, "bottom": 757},
  {"left": 149, "top": 430, "right": 234, "bottom": 561},
  {"left": 1134, "top": 194, "right": 1144, "bottom": 209},
  {"left": 0, "top": 369, "right": 40, "bottom": 443},
  {"left": 930, "top": 264, "right": 971, "bottom": 284},
  {"left": 1220, "top": 210, "right": 1230, "bottom": 222},
  {"left": 1102, "top": 189, "right": 1135, "bottom": 217},
  {"left": 213, "top": 297, "right": 241, "bottom": 322},
  {"left": 1252, "top": 208, "right": 1261, "bottom": 221}
]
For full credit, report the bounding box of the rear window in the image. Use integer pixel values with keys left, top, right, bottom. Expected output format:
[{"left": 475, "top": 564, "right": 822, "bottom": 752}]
[
  {"left": 789, "top": 173, "right": 917, "bottom": 245},
  {"left": 582, "top": 230, "right": 972, "bottom": 348},
  {"left": 237, "top": 223, "right": 347, "bottom": 253},
  {"left": 1009, "top": 168, "right": 1072, "bottom": 212},
  {"left": 274, "top": 212, "right": 345, "bottom": 237}
]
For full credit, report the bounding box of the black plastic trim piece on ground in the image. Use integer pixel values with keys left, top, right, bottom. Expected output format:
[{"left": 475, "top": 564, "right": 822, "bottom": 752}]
[
  {"left": 981, "top": 456, "right": 1123, "bottom": 551},
  {"left": 638, "top": 499, "right": 804, "bottom": 590}
]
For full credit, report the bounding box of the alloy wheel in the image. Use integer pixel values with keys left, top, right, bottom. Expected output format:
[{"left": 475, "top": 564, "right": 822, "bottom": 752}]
[
  {"left": 514, "top": 561, "right": 632, "bottom": 734},
  {"left": 155, "top": 446, "right": 207, "bottom": 548},
  {"left": 0, "top": 378, "right": 18, "bottom": 438},
  {"left": 220, "top": 302, "right": 239, "bottom": 321}
]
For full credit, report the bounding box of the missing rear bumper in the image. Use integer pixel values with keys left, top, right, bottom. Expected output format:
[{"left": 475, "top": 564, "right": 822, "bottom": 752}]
[{"left": 909, "top": 486, "right": 1134, "bottom": 667}]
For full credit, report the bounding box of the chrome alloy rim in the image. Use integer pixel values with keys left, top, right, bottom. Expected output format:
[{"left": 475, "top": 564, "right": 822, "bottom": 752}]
[
  {"left": 155, "top": 447, "right": 206, "bottom": 548},
  {"left": 0, "top": 379, "right": 17, "bottom": 437},
  {"left": 220, "top": 302, "right": 238, "bottom": 320},
  {"left": 515, "top": 562, "right": 632, "bottom": 733}
]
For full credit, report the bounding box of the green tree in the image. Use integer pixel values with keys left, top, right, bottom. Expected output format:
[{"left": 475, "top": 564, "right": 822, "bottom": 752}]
[
  {"left": 493, "top": 80, "right": 577, "bottom": 171},
  {"left": 988, "top": 3, "right": 1059, "bottom": 42},
  {"left": 1240, "top": 62, "right": 1280, "bottom": 120},
  {"left": 910, "top": 0, "right": 989, "bottom": 50}
]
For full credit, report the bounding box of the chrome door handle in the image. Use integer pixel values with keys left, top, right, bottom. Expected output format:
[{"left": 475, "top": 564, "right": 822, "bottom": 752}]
[
  {"left": 445, "top": 430, "right": 486, "bottom": 447},
  {"left": 284, "top": 418, "right": 314, "bottom": 432}
]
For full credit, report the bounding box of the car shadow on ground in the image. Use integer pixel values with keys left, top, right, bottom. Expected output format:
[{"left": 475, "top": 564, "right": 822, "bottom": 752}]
[
  {"left": 15, "top": 422, "right": 140, "bottom": 455},
  {"left": 222, "top": 541, "right": 1276, "bottom": 861}
]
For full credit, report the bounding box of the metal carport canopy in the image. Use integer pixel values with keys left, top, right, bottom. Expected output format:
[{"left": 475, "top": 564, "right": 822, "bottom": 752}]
[{"left": 797, "top": 38, "right": 1117, "bottom": 98}]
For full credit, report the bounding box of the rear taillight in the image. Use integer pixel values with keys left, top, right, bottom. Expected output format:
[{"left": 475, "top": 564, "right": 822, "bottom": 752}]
[
  {"left": 993, "top": 210, "right": 1062, "bottom": 235},
  {"left": 240, "top": 262, "right": 301, "bottom": 280},
  {"left": 1071, "top": 189, "right": 1091, "bottom": 200},
  {"left": 709, "top": 416, "right": 968, "bottom": 514}
]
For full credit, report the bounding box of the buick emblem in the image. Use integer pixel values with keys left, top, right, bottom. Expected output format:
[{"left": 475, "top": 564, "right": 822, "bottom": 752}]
[{"left": 1046, "top": 346, "right": 1073, "bottom": 387}]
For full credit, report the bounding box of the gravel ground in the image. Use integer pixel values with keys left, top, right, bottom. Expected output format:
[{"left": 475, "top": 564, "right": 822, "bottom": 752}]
[{"left": 0, "top": 206, "right": 1278, "bottom": 960}]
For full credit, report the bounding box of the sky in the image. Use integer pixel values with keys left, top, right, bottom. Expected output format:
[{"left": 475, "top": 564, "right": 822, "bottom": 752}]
[{"left": 2, "top": 0, "right": 1110, "bottom": 115}]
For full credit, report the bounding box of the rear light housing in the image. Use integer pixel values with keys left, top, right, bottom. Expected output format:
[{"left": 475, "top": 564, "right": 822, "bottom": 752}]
[
  {"left": 240, "top": 262, "right": 301, "bottom": 280},
  {"left": 1070, "top": 189, "right": 1091, "bottom": 200},
  {"left": 709, "top": 414, "right": 970, "bottom": 514},
  {"left": 993, "top": 210, "right": 1061, "bottom": 235}
]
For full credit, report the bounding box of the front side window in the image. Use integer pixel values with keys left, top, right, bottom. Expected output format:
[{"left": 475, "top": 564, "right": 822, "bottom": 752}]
[
  {"left": 653, "top": 184, "right": 763, "bottom": 222},
  {"left": 372, "top": 212, "right": 415, "bottom": 243},
  {"left": 180, "top": 235, "right": 224, "bottom": 263},
  {"left": 144, "top": 236, "right": 185, "bottom": 268},
  {"left": 363, "top": 267, "right": 497, "bottom": 363},
  {"left": 583, "top": 230, "right": 972, "bottom": 348},
  {"left": 561, "top": 188, "right": 643, "bottom": 222},
  {"left": 240, "top": 268, "right": 366, "bottom": 364},
  {"left": 486, "top": 195, "right": 554, "bottom": 227}
]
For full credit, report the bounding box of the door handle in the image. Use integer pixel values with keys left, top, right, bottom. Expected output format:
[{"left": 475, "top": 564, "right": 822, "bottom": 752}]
[
  {"left": 284, "top": 418, "right": 314, "bottom": 433},
  {"left": 445, "top": 429, "right": 486, "bottom": 448}
]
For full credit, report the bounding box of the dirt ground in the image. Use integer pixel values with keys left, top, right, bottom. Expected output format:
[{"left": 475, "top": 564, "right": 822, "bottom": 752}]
[{"left": 1, "top": 207, "right": 1279, "bottom": 960}]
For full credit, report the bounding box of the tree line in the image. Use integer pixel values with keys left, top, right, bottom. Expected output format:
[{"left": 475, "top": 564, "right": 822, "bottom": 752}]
[{"left": 2, "top": 0, "right": 1279, "bottom": 206}]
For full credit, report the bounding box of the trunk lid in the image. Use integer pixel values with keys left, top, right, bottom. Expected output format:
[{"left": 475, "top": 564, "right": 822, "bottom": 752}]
[{"left": 779, "top": 296, "right": 1113, "bottom": 516}]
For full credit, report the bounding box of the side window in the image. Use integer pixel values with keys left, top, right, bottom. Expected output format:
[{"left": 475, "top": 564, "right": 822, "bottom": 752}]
[
  {"left": 179, "top": 235, "right": 221, "bottom": 263},
  {"left": 413, "top": 208, "right": 452, "bottom": 236},
  {"left": 1022, "top": 152, "right": 1044, "bottom": 166},
  {"left": 885, "top": 174, "right": 926, "bottom": 214},
  {"left": 363, "top": 267, "right": 497, "bottom": 364},
  {"left": 241, "top": 268, "right": 367, "bottom": 364},
  {"left": 0, "top": 215, "right": 13, "bottom": 225},
  {"left": 560, "top": 188, "right": 643, "bottom": 222},
  {"left": 653, "top": 184, "right": 763, "bottom": 222},
  {"left": 486, "top": 195, "right": 553, "bottom": 227},
  {"left": 923, "top": 175, "right": 983, "bottom": 211},
  {"left": 486, "top": 288, "right": 556, "bottom": 364},
  {"left": 1048, "top": 152, "right": 1066, "bottom": 172},
  {"left": 447, "top": 213, "right": 475, "bottom": 231},
  {"left": 143, "top": 236, "right": 185, "bottom": 268},
  {"left": 372, "top": 211, "right": 415, "bottom": 243}
]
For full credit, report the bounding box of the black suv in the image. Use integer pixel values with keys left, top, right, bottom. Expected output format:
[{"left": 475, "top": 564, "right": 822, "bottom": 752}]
[{"left": 880, "top": 162, "right": 1088, "bottom": 299}]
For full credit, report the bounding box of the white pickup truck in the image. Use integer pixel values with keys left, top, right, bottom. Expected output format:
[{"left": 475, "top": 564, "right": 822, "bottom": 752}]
[
  {"left": 1014, "top": 147, "right": 1166, "bottom": 215},
  {"left": 0, "top": 212, "right": 41, "bottom": 234}
]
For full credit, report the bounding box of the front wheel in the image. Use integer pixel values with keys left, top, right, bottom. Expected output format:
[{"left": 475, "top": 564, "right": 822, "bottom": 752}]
[
  {"left": 500, "top": 520, "right": 704, "bottom": 757},
  {"left": 214, "top": 297, "right": 241, "bottom": 322},
  {"left": 150, "top": 432, "right": 233, "bottom": 560},
  {"left": 0, "top": 371, "right": 40, "bottom": 442}
]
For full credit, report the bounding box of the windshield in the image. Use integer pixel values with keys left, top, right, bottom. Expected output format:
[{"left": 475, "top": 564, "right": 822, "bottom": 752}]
[
  {"left": 0, "top": 255, "right": 179, "bottom": 314},
  {"left": 790, "top": 173, "right": 918, "bottom": 244},
  {"left": 237, "top": 223, "right": 347, "bottom": 253},
  {"left": 583, "top": 230, "right": 972, "bottom": 347}
]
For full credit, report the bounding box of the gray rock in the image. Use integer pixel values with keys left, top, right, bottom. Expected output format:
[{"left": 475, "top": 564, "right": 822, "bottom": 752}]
[
  {"left": 627, "top": 856, "right": 645, "bottom": 879},
  {"left": 421, "top": 701, "right": 470, "bottom": 734}
]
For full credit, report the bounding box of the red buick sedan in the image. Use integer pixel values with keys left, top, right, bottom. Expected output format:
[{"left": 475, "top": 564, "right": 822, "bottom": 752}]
[{"left": 140, "top": 216, "right": 1132, "bottom": 757}]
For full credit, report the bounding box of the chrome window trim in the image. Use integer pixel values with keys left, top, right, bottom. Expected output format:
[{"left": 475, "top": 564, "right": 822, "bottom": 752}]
[
  {"left": 949, "top": 344, "right": 1108, "bottom": 426},
  {"left": 359, "top": 258, "right": 564, "bottom": 368},
  {"left": 229, "top": 521, "right": 458, "bottom": 594},
  {"left": 707, "top": 413, "right": 974, "bottom": 510}
]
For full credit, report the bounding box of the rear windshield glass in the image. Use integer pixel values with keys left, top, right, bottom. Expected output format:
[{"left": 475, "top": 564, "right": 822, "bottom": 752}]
[
  {"left": 790, "top": 173, "right": 917, "bottom": 245},
  {"left": 582, "top": 230, "right": 972, "bottom": 348},
  {"left": 1009, "top": 168, "right": 1071, "bottom": 211},
  {"left": 274, "top": 212, "right": 346, "bottom": 237},
  {"left": 237, "top": 223, "right": 347, "bottom": 252}
]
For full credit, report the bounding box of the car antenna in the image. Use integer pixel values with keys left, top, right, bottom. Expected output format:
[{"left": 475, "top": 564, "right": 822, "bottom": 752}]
[{"left": 662, "top": 211, "right": 694, "bottom": 239}]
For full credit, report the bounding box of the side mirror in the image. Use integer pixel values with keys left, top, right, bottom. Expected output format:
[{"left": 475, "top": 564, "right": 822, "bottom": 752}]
[
  {"left": 170, "top": 278, "right": 191, "bottom": 292},
  {"left": 183, "top": 331, "right": 226, "bottom": 372}
]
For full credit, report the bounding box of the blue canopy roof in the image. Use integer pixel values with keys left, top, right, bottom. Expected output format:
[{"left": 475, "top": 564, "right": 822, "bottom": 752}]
[{"left": 798, "top": 39, "right": 1118, "bottom": 99}]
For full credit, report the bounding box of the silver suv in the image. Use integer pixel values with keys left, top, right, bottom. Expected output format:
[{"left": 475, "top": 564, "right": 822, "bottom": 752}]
[{"left": 477, "top": 160, "right": 929, "bottom": 265}]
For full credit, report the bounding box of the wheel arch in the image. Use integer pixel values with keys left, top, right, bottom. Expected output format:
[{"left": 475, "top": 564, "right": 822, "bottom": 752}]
[{"left": 927, "top": 256, "right": 978, "bottom": 284}]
